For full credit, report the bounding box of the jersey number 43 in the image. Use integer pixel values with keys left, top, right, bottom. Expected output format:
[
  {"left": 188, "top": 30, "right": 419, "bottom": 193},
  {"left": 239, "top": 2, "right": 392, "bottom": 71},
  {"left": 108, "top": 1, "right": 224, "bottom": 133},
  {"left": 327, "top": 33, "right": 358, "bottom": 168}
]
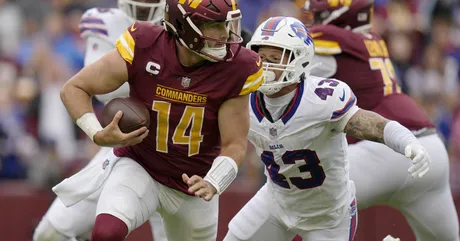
[{"left": 261, "top": 150, "right": 326, "bottom": 189}]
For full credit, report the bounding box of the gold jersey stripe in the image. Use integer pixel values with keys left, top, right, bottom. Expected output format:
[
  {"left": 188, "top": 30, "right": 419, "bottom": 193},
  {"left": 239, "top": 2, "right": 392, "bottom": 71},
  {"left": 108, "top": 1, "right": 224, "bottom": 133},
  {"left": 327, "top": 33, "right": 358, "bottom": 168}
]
[
  {"left": 115, "top": 30, "right": 135, "bottom": 64},
  {"left": 314, "top": 39, "right": 342, "bottom": 55},
  {"left": 239, "top": 67, "right": 264, "bottom": 95},
  {"left": 311, "top": 32, "right": 323, "bottom": 38}
]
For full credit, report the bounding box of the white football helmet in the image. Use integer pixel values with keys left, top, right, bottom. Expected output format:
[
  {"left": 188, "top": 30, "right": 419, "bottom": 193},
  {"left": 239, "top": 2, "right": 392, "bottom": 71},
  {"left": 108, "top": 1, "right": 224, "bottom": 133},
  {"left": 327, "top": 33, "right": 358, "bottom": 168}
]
[
  {"left": 247, "top": 16, "right": 320, "bottom": 95},
  {"left": 118, "top": 0, "right": 165, "bottom": 24}
]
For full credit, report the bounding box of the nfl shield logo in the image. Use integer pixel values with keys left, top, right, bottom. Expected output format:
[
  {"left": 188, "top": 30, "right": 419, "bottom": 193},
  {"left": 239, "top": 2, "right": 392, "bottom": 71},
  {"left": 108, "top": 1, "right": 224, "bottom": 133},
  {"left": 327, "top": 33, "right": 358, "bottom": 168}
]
[
  {"left": 181, "top": 77, "right": 191, "bottom": 88},
  {"left": 269, "top": 128, "right": 277, "bottom": 137},
  {"left": 102, "top": 159, "right": 110, "bottom": 170}
]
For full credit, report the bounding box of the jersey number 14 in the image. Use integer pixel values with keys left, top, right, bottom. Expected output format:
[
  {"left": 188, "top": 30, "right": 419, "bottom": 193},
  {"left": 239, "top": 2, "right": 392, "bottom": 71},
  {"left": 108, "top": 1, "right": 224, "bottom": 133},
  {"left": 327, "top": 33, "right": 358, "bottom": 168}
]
[{"left": 152, "top": 101, "right": 204, "bottom": 157}]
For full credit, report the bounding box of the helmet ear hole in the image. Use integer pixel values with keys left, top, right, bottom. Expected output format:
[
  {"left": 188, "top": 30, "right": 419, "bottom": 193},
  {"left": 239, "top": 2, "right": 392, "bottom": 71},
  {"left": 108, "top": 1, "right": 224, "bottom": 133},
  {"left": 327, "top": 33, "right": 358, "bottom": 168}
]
[{"left": 176, "top": 19, "right": 185, "bottom": 33}]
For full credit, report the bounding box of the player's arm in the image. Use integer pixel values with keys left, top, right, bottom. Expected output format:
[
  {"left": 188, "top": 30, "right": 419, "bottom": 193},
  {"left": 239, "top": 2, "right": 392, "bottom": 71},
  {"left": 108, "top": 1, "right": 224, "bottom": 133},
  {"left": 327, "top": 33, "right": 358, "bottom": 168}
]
[
  {"left": 83, "top": 36, "right": 131, "bottom": 104},
  {"left": 183, "top": 96, "right": 250, "bottom": 201},
  {"left": 343, "top": 109, "right": 388, "bottom": 143},
  {"left": 185, "top": 55, "right": 263, "bottom": 201},
  {"left": 217, "top": 94, "right": 250, "bottom": 166},
  {"left": 61, "top": 49, "right": 127, "bottom": 121},
  {"left": 190, "top": 95, "right": 251, "bottom": 201},
  {"left": 216, "top": 57, "right": 264, "bottom": 162},
  {"left": 332, "top": 83, "right": 430, "bottom": 177},
  {"left": 61, "top": 29, "right": 148, "bottom": 147}
]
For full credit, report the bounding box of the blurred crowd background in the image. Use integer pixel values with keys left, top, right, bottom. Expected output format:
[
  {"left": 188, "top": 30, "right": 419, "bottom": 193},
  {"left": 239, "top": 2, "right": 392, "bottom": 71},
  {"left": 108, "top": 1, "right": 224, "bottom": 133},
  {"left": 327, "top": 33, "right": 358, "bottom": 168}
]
[{"left": 0, "top": 0, "right": 459, "bottom": 197}]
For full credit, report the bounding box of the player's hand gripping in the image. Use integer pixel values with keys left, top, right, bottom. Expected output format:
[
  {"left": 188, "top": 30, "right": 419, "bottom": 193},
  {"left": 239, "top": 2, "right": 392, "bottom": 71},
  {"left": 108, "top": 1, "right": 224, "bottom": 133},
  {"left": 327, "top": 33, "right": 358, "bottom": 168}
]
[
  {"left": 182, "top": 173, "right": 218, "bottom": 202},
  {"left": 94, "top": 111, "right": 149, "bottom": 147},
  {"left": 405, "top": 143, "right": 431, "bottom": 178}
]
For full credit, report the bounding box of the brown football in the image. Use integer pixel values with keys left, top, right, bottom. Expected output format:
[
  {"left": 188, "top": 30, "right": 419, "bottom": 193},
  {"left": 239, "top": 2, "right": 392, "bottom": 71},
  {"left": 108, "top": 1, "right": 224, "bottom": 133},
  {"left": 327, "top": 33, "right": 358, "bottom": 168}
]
[{"left": 101, "top": 97, "right": 150, "bottom": 133}]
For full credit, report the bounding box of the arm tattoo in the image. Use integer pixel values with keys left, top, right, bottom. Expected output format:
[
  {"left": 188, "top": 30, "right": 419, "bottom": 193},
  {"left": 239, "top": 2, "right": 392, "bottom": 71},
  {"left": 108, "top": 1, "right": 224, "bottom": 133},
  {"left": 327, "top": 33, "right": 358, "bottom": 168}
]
[{"left": 344, "top": 109, "right": 389, "bottom": 143}]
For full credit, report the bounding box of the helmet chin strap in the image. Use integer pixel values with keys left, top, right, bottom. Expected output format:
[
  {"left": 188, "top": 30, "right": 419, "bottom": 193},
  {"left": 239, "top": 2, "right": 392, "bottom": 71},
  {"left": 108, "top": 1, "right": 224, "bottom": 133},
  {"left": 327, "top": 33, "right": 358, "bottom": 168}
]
[{"left": 200, "top": 43, "right": 227, "bottom": 62}]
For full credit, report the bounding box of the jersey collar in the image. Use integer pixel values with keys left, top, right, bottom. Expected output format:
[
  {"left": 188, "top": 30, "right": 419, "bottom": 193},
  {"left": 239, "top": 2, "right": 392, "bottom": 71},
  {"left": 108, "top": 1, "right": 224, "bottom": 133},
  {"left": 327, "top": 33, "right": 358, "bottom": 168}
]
[{"left": 250, "top": 81, "right": 304, "bottom": 124}]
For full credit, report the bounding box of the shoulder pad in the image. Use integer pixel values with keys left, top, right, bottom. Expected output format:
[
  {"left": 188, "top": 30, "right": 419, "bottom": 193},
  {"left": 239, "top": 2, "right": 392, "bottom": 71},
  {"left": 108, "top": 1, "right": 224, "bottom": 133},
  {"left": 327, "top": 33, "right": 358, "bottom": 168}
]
[
  {"left": 128, "top": 21, "right": 164, "bottom": 48},
  {"left": 304, "top": 76, "right": 356, "bottom": 119},
  {"left": 115, "top": 21, "right": 164, "bottom": 64},
  {"left": 311, "top": 25, "right": 372, "bottom": 61},
  {"left": 310, "top": 25, "right": 345, "bottom": 55}
]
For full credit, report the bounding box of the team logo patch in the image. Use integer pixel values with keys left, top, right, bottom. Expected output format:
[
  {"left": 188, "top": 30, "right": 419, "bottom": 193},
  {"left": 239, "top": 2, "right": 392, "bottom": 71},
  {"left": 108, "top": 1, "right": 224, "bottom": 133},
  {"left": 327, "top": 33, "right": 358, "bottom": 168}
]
[
  {"left": 102, "top": 159, "right": 110, "bottom": 170},
  {"left": 181, "top": 77, "right": 191, "bottom": 88},
  {"left": 290, "top": 22, "right": 313, "bottom": 46},
  {"left": 269, "top": 127, "right": 277, "bottom": 137}
]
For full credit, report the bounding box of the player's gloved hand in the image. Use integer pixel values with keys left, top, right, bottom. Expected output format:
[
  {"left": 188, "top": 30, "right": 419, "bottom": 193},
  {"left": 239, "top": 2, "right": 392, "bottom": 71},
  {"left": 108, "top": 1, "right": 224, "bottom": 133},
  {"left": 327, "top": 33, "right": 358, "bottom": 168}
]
[
  {"left": 94, "top": 111, "right": 149, "bottom": 147},
  {"left": 382, "top": 235, "right": 401, "bottom": 241},
  {"left": 405, "top": 143, "right": 430, "bottom": 178},
  {"left": 182, "top": 173, "right": 218, "bottom": 202}
]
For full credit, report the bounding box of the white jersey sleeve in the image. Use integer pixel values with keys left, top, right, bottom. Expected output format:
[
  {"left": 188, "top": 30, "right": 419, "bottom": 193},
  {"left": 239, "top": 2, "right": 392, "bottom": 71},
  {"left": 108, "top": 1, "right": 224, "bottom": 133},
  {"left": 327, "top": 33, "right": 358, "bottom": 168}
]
[
  {"left": 84, "top": 37, "right": 114, "bottom": 66},
  {"left": 302, "top": 76, "right": 359, "bottom": 132},
  {"left": 311, "top": 55, "right": 337, "bottom": 78},
  {"left": 79, "top": 7, "right": 133, "bottom": 104},
  {"left": 79, "top": 8, "right": 132, "bottom": 45},
  {"left": 325, "top": 80, "right": 359, "bottom": 133}
]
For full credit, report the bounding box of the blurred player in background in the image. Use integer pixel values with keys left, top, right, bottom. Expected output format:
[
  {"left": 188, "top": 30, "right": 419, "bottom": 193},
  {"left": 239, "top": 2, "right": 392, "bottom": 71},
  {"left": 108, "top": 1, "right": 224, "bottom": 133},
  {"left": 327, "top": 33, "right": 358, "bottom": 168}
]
[
  {"left": 224, "top": 16, "right": 430, "bottom": 241},
  {"left": 33, "top": 1, "right": 167, "bottom": 240},
  {"left": 304, "top": 0, "right": 460, "bottom": 240},
  {"left": 51, "top": 0, "right": 264, "bottom": 240}
]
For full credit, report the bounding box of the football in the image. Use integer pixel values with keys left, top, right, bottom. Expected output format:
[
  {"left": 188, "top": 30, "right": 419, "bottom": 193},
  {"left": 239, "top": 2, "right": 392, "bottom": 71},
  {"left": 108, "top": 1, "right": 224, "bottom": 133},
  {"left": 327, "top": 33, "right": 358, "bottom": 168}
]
[{"left": 101, "top": 97, "right": 150, "bottom": 133}]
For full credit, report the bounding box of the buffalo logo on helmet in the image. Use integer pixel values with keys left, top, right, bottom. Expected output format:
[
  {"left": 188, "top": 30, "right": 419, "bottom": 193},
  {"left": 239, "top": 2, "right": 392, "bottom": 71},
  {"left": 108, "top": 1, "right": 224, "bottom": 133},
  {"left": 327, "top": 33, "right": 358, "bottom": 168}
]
[{"left": 290, "top": 22, "right": 313, "bottom": 46}]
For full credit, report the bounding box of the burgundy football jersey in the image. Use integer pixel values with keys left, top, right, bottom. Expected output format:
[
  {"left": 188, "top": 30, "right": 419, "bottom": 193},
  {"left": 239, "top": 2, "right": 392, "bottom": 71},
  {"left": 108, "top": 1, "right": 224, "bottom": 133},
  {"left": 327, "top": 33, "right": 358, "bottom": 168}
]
[
  {"left": 113, "top": 22, "right": 263, "bottom": 193},
  {"left": 311, "top": 25, "right": 434, "bottom": 144}
]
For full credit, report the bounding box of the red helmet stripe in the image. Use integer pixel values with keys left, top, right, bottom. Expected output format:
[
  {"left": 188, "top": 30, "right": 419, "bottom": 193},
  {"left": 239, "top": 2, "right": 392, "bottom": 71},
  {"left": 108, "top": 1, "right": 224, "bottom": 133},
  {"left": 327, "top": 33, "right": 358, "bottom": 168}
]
[{"left": 261, "top": 17, "right": 285, "bottom": 36}]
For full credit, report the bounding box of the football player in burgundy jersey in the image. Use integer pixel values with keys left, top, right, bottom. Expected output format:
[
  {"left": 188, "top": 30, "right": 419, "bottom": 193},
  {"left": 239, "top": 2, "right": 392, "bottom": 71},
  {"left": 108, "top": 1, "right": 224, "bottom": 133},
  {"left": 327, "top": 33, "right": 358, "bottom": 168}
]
[
  {"left": 33, "top": 1, "right": 169, "bottom": 241},
  {"left": 305, "top": 0, "right": 459, "bottom": 240},
  {"left": 53, "top": 0, "right": 264, "bottom": 241}
]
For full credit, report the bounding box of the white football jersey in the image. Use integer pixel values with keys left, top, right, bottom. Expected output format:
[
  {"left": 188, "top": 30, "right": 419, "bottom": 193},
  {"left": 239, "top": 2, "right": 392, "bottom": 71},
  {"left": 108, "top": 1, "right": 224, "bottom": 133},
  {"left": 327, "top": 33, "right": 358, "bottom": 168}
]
[
  {"left": 248, "top": 75, "right": 359, "bottom": 229},
  {"left": 79, "top": 8, "right": 133, "bottom": 103},
  {"left": 80, "top": 8, "right": 133, "bottom": 52}
]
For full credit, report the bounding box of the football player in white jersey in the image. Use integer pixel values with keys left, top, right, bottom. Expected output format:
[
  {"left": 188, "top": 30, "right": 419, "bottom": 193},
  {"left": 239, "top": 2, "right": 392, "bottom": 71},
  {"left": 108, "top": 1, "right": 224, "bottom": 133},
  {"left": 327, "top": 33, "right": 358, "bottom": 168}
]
[
  {"left": 223, "top": 16, "right": 431, "bottom": 241},
  {"left": 33, "top": 1, "right": 166, "bottom": 241}
]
